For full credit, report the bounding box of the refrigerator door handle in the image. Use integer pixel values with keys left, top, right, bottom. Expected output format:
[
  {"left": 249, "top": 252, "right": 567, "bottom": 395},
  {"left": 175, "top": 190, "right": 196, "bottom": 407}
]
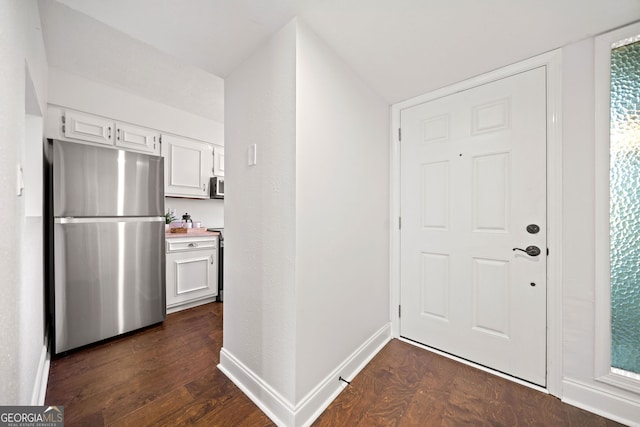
[{"left": 55, "top": 216, "right": 164, "bottom": 224}]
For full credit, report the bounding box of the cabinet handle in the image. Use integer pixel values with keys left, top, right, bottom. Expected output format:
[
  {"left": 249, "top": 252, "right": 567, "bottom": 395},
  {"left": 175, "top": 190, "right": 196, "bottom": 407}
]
[
  {"left": 211, "top": 255, "right": 214, "bottom": 264},
  {"left": 117, "top": 128, "right": 120, "bottom": 141},
  {"left": 188, "top": 243, "right": 196, "bottom": 248},
  {"left": 108, "top": 126, "right": 111, "bottom": 139}
]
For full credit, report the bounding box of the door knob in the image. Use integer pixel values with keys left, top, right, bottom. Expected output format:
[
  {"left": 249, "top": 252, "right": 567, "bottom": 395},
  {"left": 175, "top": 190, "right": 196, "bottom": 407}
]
[{"left": 512, "top": 246, "right": 541, "bottom": 257}]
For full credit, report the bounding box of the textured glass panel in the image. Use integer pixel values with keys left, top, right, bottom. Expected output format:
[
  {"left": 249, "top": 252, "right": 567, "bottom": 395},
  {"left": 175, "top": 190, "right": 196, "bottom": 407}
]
[{"left": 610, "top": 40, "right": 640, "bottom": 374}]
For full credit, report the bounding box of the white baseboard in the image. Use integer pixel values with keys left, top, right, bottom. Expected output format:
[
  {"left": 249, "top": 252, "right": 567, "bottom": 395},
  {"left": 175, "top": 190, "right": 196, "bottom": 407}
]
[
  {"left": 218, "top": 323, "right": 391, "bottom": 427},
  {"left": 30, "top": 338, "right": 50, "bottom": 405},
  {"left": 295, "top": 323, "right": 391, "bottom": 426},
  {"left": 218, "top": 349, "right": 293, "bottom": 426},
  {"left": 562, "top": 378, "right": 640, "bottom": 427},
  {"left": 166, "top": 296, "right": 218, "bottom": 314}
]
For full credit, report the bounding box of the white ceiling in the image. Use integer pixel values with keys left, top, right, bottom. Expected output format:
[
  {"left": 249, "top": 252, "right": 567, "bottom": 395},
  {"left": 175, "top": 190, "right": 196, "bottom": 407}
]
[{"left": 51, "top": 0, "right": 640, "bottom": 103}]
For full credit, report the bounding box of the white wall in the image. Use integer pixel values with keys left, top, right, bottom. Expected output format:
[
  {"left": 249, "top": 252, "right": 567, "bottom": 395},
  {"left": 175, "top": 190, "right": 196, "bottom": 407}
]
[
  {"left": 38, "top": 0, "right": 224, "bottom": 123},
  {"left": 561, "top": 38, "right": 640, "bottom": 424},
  {"left": 221, "top": 18, "right": 390, "bottom": 426},
  {"left": 294, "top": 23, "right": 389, "bottom": 403},
  {"left": 165, "top": 198, "right": 224, "bottom": 229},
  {"left": 47, "top": 67, "right": 223, "bottom": 145},
  {"left": 0, "top": 0, "right": 49, "bottom": 405}
]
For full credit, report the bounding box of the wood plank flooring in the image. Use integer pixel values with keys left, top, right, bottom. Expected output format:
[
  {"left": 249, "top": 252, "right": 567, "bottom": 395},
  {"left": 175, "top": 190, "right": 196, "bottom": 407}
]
[{"left": 46, "top": 303, "right": 623, "bottom": 426}]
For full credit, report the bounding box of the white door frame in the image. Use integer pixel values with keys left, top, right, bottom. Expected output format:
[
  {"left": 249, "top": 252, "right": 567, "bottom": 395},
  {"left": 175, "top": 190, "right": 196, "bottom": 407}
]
[{"left": 389, "top": 50, "right": 563, "bottom": 397}]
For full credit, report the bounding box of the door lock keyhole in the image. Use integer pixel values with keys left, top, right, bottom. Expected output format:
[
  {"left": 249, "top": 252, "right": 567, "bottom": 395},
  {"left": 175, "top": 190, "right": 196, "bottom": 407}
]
[{"left": 526, "top": 224, "right": 540, "bottom": 234}]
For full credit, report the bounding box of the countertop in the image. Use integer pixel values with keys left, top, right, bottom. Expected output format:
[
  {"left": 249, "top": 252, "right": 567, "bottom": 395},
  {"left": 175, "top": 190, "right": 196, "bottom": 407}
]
[{"left": 165, "top": 228, "right": 221, "bottom": 238}]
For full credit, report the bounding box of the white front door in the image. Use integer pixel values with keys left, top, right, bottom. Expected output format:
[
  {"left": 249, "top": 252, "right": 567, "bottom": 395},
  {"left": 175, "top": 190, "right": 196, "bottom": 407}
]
[{"left": 400, "top": 67, "right": 547, "bottom": 386}]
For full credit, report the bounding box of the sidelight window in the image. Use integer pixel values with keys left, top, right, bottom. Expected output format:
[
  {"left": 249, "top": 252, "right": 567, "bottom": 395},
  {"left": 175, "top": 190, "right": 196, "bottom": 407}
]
[
  {"left": 609, "top": 38, "right": 640, "bottom": 377},
  {"left": 596, "top": 23, "right": 640, "bottom": 391}
]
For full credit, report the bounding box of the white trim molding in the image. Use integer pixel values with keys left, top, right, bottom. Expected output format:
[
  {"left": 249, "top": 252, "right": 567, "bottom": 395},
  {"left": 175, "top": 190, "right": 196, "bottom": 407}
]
[
  {"left": 30, "top": 335, "right": 50, "bottom": 405},
  {"left": 389, "top": 49, "right": 563, "bottom": 397},
  {"left": 563, "top": 378, "right": 640, "bottom": 427},
  {"left": 218, "top": 323, "right": 391, "bottom": 427},
  {"left": 594, "top": 21, "right": 640, "bottom": 395}
]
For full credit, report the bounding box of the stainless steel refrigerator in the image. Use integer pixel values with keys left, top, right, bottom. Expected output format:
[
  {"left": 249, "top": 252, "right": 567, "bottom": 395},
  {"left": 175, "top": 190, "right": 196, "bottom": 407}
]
[{"left": 47, "top": 139, "right": 166, "bottom": 354}]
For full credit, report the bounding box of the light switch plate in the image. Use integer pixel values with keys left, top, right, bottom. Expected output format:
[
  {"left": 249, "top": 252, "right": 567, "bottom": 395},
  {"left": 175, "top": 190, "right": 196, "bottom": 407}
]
[
  {"left": 248, "top": 144, "right": 257, "bottom": 166},
  {"left": 16, "top": 164, "right": 24, "bottom": 196}
]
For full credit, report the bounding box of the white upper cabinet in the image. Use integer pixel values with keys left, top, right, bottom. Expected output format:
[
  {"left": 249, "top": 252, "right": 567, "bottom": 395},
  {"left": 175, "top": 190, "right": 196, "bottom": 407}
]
[
  {"left": 162, "top": 134, "right": 213, "bottom": 198},
  {"left": 63, "top": 110, "right": 113, "bottom": 146},
  {"left": 115, "top": 122, "right": 160, "bottom": 154},
  {"left": 213, "top": 145, "right": 225, "bottom": 177},
  {"left": 52, "top": 107, "right": 161, "bottom": 155}
]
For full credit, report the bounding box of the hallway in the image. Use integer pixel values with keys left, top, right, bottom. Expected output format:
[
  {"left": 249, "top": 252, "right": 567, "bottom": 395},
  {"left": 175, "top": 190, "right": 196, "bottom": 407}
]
[{"left": 45, "top": 303, "right": 622, "bottom": 426}]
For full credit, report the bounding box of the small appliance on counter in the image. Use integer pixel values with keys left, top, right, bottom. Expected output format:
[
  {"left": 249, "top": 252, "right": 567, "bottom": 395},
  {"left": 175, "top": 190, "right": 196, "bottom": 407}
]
[
  {"left": 210, "top": 176, "right": 224, "bottom": 199},
  {"left": 207, "top": 228, "right": 224, "bottom": 301},
  {"left": 168, "top": 213, "right": 202, "bottom": 232},
  {"left": 182, "top": 212, "right": 193, "bottom": 228}
]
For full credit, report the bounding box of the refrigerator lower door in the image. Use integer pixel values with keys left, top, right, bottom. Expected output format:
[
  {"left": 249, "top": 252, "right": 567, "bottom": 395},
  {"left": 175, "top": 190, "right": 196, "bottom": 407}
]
[{"left": 53, "top": 217, "right": 166, "bottom": 353}]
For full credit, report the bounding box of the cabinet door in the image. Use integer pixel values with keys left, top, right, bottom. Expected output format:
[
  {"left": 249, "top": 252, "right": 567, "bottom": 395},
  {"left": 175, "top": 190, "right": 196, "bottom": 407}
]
[
  {"left": 63, "top": 110, "right": 114, "bottom": 146},
  {"left": 213, "top": 145, "right": 225, "bottom": 176},
  {"left": 115, "top": 122, "right": 160, "bottom": 155},
  {"left": 162, "top": 134, "right": 213, "bottom": 198},
  {"left": 166, "top": 248, "right": 217, "bottom": 309}
]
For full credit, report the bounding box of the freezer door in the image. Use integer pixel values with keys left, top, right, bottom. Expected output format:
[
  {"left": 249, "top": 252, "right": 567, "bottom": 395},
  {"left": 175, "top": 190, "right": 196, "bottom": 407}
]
[
  {"left": 52, "top": 139, "right": 163, "bottom": 217},
  {"left": 53, "top": 217, "right": 166, "bottom": 353}
]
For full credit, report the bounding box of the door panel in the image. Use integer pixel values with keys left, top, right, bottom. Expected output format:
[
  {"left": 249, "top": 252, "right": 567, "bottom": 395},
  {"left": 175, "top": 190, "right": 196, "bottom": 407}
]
[
  {"left": 420, "top": 252, "right": 449, "bottom": 319},
  {"left": 421, "top": 161, "right": 449, "bottom": 229},
  {"left": 166, "top": 249, "right": 218, "bottom": 308},
  {"left": 400, "top": 67, "right": 547, "bottom": 386}
]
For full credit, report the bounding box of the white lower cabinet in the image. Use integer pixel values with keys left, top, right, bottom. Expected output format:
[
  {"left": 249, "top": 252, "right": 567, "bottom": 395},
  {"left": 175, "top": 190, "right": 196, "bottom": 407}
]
[{"left": 166, "top": 236, "right": 218, "bottom": 313}]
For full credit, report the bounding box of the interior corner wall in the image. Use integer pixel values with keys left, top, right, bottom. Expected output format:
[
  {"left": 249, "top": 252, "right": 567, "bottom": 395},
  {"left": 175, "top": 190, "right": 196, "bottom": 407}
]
[
  {"left": 0, "top": 0, "right": 49, "bottom": 405},
  {"left": 221, "top": 18, "right": 391, "bottom": 425},
  {"left": 561, "top": 38, "right": 640, "bottom": 423},
  {"left": 222, "top": 18, "right": 298, "bottom": 410},
  {"left": 294, "top": 22, "right": 390, "bottom": 404}
]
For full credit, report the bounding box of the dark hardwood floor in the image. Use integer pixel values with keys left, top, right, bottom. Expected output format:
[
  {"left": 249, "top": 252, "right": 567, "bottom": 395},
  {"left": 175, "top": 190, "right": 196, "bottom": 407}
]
[{"left": 46, "top": 303, "right": 623, "bottom": 426}]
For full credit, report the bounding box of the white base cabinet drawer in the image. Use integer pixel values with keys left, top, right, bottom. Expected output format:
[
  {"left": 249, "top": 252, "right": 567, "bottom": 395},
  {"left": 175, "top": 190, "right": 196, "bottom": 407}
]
[{"left": 167, "top": 238, "right": 216, "bottom": 252}]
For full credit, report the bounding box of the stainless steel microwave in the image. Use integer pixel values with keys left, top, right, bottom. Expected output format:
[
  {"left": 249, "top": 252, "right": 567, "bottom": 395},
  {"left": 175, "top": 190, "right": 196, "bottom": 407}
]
[{"left": 210, "top": 176, "right": 224, "bottom": 199}]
